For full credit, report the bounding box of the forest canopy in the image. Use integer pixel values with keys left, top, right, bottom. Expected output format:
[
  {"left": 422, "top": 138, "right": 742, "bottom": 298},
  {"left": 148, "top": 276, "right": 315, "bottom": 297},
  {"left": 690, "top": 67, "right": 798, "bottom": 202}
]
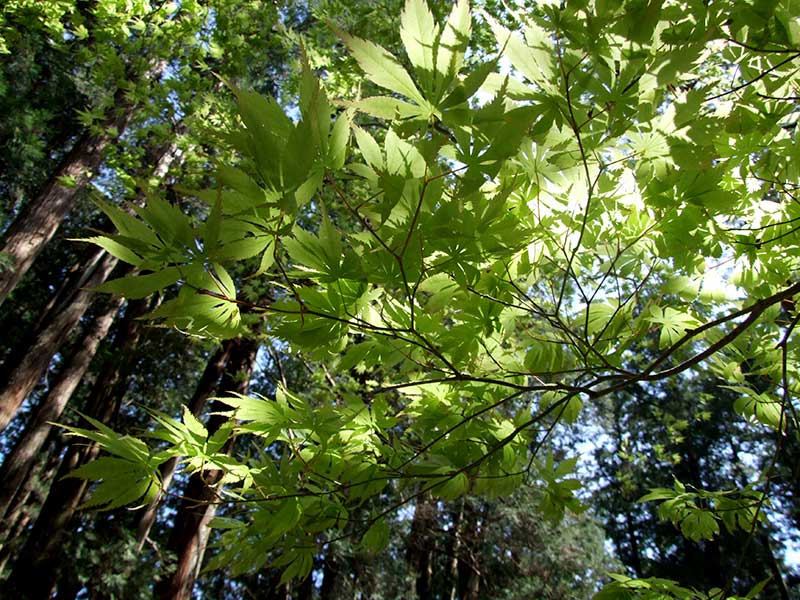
[{"left": 1, "top": 0, "right": 800, "bottom": 598}]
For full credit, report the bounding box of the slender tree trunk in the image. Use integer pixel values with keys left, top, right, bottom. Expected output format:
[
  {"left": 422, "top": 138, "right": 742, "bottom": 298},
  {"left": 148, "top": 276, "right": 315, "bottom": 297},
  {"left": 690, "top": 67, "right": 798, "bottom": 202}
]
[
  {"left": 0, "top": 431, "right": 63, "bottom": 573},
  {"left": 408, "top": 495, "right": 437, "bottom": 600},
  {"left": 449, "top": 501, "right": 465, "bottom": 600},
  {"left": 455, "top": 503, "right": 482, "bottom": 600},
  {"left": 0, "top": 249, "right": 120, "bottom": 432},
  {"left": 464, "top": 567, "right": 480, "bottom": 600},
  {"left": 31, "top": 242, "right": 108, "bottom": 333},
  {"left": 624, "top": 508, "right": 644, "bottom": 577},
  {"left": 731, "top": 441, "right": 790, "bottom": 598},
  {"left": 0, "top": 113, "right": 184, "bottom": 433},
  {"left": 134, "top": 343, "right": 233, "bottom": 550},
  {"left": 611, "top": 399, "right": 644, "bottom": 578},
  {"left": 77, "top": 293, "right": 156, "bottom": 426},
  {"left": 0, "top": 296, "right": 155, "bottom": 599},
  {"left": 155, "top": 337, "right": 259, "bottom": 600},
  {"left": 0, "top": 130, "right": 124, "bottom": 308},
  {"left": 0, "top": 295, "right": 124, "bottom": 519},
  {"left": 761, "top": 534, "right": 791, "bottom": 600},
  {"left": 0, "top": 509, "right": 31, "bottom": 575},
  {"left": 0, "top": 244, "right": 106, "bottom": 373},
  {"left": 2, "top": 391, "right": 124, "bottom": 598},
  {"left": 0, "top": 53, "right": 168, "bottom": 308},
  {"left": 3, "top": 445, "right": 92, "bottom": 598},
  {"left": 0, "top": 245, "right": 106, "bottom": 369}
]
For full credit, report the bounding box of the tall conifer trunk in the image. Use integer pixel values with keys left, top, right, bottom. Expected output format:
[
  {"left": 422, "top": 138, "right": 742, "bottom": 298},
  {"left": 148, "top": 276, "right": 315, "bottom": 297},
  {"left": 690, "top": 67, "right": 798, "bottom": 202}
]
[
  {"left": 0, "top": 294, "right": 124, "bottom": 518},
  {"left": 455, "top": 503, "right": 482, "bottom": 600},
  {"left": 0, "top": 430, "right": 63, "bottom": 574},
  {"left": 408, "top": 495, "right": 437, "bottom": 599},
  {"left": 320, "top": 548, "right": 340, "bottom": 600},
  {"left": 0, "top": 249, "right": 120, "bottom": 431},
  {"left": 2, "top": 121, "right": 186, "bottom": 590},
  {"left": 0, "top": 124, "right": 184, "bottom": 432},
  {"left": 0, "top": 112, "right": 128, "bottom": 308},
  {"left": 1, "top": 295, "right": 155, "bottom": 599},
  {"left": 155, "top": 337, "right": 258, "bottom": 600},
  {"left": 0, "top": 54, "right": 168, "bottom": 307},
  {"left": 448, "top": 501, "right": 465, "bottom": 600}
]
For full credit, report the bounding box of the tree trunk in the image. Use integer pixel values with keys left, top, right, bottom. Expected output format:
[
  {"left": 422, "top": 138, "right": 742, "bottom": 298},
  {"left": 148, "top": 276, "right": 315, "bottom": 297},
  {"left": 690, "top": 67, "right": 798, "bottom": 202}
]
[
  {"left": 0, "top": 295, "right": 124, "bottom": 519},
  {"left": 0, "top": 114, "right": 184, "bottom": 433},
  {"left": 625, "top": 509, "right": 644, "bottom": 577},
  {"left": 730, "top": 440, "right": 790, "bottom": 598},
  {"left": 448, "top": 501, "right": 465, "bottom": 600},
  {"left": 0, "top": 249, "right": 120, "bottom": 432},
  {"left": 0, "top": 53, "right": 168, "bottom": 308},
  {"left": 0, "top": 131, "right": 124, "bottom": 308},
  {"left": 761, "top": 533, "right": 790, "bottom": 600},
  {"left": 0, "top": 296, "right": 155, "bottom": 599},
  {"left": 408, "top": 495, "right": 437, "bottom": 600},
  {"left": 1, "top": 387, "right": 126, "bottom": 598},
  {"left": 30, "top": 241, "right": 108, "bottom": 333},
  {"left": 134, "top": 342, "right": 234, "bottom": 550},
  {"left": 0, "top": 244, "right": 107, "bottom": 369},
  {"left": 0, "top": 430, "right": 63, "bottom": 574},
  {"left": 3, "top": 443, "right": 94, "bottom": 597},
  {"left": 455, "top": 503, "right": 482, "bottom": 600},
  {"left": 464, "top": 568, "right": 480, "bottom": 600},
  {"left": 0, "top": 243, "right": 106, "bottom": 374},
  {"left": 155, "top": 337, "right": 259, "bottom": 600}
]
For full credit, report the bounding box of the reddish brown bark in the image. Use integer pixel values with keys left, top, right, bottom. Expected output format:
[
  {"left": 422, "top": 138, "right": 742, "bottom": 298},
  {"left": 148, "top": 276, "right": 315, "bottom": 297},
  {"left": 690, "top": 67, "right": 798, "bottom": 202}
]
[
  {"left": 0, "top": 116, "right": 186, "bottom": 590},
  {"left": 0, "top": 294, "right": 124, "bottom": 518},
  {"left": 0, "top": 430, "right": 63, "bottom": 574},
  {"left": 452, "top": 503, "right": 482, "bottom": 600},
  {"left": 0, "top": 249, "right": 120, "bottom": 432},
  {"left": 448, "top": 502, "right": 465, "bottom": 600},
  {"left": 0, "top": 129, "right": 125, "bottom": 308},
  {"left": 0, "top": 117, "right": 184, "bottom": 433},
  {"left": 3, "top": 436, "right": 97, "bottom": 598},
  {"left": 0, "top": 55, "right": 168, "bottom": 308},
  {"left": 31, "top": 242, "right": 109, "bottom": 332},
  {"left": 155, "top": 337, "right": 259, "bottom": 600},
  {"left": 0, "top": 296, "right": 154, "bottom": 599}
]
